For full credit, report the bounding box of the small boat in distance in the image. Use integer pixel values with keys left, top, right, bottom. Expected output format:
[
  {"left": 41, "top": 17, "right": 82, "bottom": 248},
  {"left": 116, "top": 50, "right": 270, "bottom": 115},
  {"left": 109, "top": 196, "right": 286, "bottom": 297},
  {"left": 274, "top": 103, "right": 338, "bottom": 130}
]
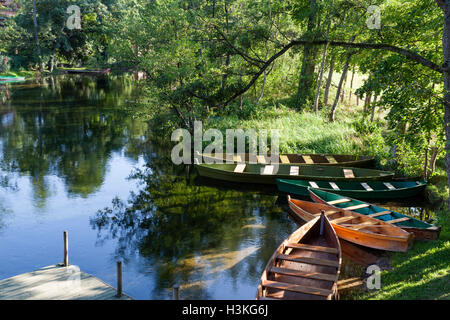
[
  {"left": 256, "top": 213, "right": 341, "bottom": 300},
  {"left": 201, "top": 153, "right": 375, "bottom": 167},
  {"left": 277, "top": 179, "right": 426, "bottom": 199},
  {"left": 309, "top": 189, "right": 441, "bottom": 240},
  {"left": 287, "top": 196, "right": 414, "bottom": 252},
  {"left": 195, "top": 163, "right": 394, "bottom": 185}
]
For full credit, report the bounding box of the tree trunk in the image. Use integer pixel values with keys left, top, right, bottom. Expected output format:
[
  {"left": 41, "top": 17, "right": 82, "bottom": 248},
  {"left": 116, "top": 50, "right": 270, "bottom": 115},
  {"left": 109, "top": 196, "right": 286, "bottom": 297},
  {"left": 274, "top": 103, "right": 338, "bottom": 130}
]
[
  {"left": 340, "top": 70, "right": 348, "bottom": 103},
  {"left": 313, "top": 26, "right": 330, "bottom": 113},
  {"left": 32, "top": 0, "right": 42, "bottom": 72},
  {"left": 330, "top": 53, "right": 352, "bottom": 122},
  {"left": 324, "top": 53, "right": 335, "bottom": 106},
  {"left": 296, "top": 0, "right": 318, "bottom": 109},
  {"left": 438, "top": 0, "right": 450, "bottom": 208},
  {"left": 348, "top": 66, "right": 355, "bottom": 103},
  {"left": 429, "top": 146, "right": 440, "bottom": 178},
  {"left": 370, "top": 95, "right": 378, "bottom": 122}
]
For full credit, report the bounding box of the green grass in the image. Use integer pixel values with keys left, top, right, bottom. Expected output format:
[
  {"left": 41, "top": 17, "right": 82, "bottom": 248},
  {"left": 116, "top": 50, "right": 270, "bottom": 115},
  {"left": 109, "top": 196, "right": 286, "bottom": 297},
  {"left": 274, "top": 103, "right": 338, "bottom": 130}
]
[{"left": 354, "top": 209, "right": 450, "bottom": 300}]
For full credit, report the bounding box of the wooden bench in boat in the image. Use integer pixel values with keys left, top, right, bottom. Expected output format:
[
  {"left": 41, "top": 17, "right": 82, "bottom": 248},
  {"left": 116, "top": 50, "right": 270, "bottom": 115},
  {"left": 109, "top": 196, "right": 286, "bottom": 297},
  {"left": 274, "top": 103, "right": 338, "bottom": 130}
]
[
  {"left": 361, "top": 183, "right": 373, "bottom": 191},
  {"left": 343, "top": 169, "right": 355, "bottom": 178},
  {"left": 328, "top": 198, "right": 351, "bottom": 205},
  {"left": 309, "top": 181, "right": 319, "bottom": 188},
  {"left": 387, "top": 217, "right": 410, "bottom": 224},
  {"left": 234, "top": 164, "right": 246, "bottom": 173},
  {"left": 302, "top": 155, "right": 314, "bottom": 164},
  {"left": 257, "top": 155, "right": 267, "bottom": 164},
  {"left": 331, "top": 215, "right": 356, "bottom": 224},
  {"left": 290, "top": 166, "right": 299, "bottom": 176},
  {"left": 276, "top": 254, "right": 340, "bottom": 267},
  {"left": 262, "top": 165, "right": 275, "bottom": 175},
  {"left": 261, "top": 280, "right": 333, "bottom": 297},
  {"left": 270, "top": 267, "right": 336, "bottom": 281},
  {"left": 313, "top": 210, "right": 340, "bottom": 217},
  {"left": 329, "top": 182, "right": 340, "bottom": 190},
  {"left": 285, "top": 243, "right": 339, "bottom": 254},
  {"left": 325, "top": 156, "right": 338, "bottom": 164},
  {"left": 344, "top": 204, "right": 370, "bottom": 211},
  {"left": 383, "top": 182, "right": 396, "bottom": 190},
  {"left": 368, "top": 211, "right": 391, "bottom": 218},
  {"left": 280, "top": 155, "right": 290, "bottom": 164}
]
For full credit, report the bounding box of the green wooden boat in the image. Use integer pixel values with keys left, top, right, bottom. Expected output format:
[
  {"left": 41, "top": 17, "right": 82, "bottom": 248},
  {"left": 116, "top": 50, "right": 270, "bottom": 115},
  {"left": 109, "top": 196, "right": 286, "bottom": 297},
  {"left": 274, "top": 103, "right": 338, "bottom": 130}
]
[
  {"left": 277, "top": 179, "right": 426, "bottom": 199},
  {"left": 195, "top": 163, "right": 394, "bottom": 185},
  {"left": 0, "top": 76, "right": 25, "bottom": 84},
  {"left": 309, "top": 188, "right": 441, "bottom": 240},
  {"left": 200, "top": 152, "right": 375, "bottom": 167}
]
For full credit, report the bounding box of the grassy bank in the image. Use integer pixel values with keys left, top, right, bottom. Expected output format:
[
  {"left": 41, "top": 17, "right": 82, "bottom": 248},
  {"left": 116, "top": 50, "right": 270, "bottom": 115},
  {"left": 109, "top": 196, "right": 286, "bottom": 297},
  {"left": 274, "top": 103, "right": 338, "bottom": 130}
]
[
  {"left": 0, "top": 70, "right": 35, "bottom": 78},
  {"left": 356, "top": 210, "right": 450, "bottom": 300}
]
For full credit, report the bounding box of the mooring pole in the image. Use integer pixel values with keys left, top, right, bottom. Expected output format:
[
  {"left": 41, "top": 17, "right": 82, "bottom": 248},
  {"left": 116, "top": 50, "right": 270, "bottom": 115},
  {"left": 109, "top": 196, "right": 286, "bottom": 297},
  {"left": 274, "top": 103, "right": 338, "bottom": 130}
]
[
  {"left": 116, "top": 261, "right": 123, "bottom": 297},
  {"left": 173, "top": 285, "right": 180, "bottom": 300},
  {"left": 63, "top": 231, "right": 69, "bottom": 266}
]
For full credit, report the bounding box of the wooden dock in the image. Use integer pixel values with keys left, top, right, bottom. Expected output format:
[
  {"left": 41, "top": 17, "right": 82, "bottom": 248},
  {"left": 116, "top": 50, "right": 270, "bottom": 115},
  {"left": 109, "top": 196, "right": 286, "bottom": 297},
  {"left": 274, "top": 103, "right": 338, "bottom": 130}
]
[{"left": 0, "top": 264, "right": 132, "bottom": 300}]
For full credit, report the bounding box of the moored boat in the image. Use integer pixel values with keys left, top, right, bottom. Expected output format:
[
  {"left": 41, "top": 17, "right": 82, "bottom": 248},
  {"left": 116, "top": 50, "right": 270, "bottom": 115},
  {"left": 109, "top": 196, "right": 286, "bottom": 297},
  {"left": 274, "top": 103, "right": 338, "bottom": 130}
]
[
  {"left": 277, "top": 179, "right": 426, "bottom": 199},
  {"left": 256, "top": 213, "right": 341, "bottom": 300},
  {"left": 201, "top": 153, "right": 375, "bottom": 167},
  {"left": 195, "top": 163, "right": 394, "bottom": 185},
  {"left": 309, "top": 189, "right": 441, "bottom": 240},
  {"left": 287, "top": 196, "right": 414, "bottom": 252}
]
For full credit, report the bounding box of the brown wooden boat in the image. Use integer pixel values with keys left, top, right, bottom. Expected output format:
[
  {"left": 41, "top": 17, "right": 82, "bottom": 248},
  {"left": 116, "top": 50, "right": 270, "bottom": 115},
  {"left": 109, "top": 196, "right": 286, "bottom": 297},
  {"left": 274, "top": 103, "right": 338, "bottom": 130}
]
[
  {"left": 288, "top": 196, "right": 414, "bottom": 252},
  {"left": 256, "top": 213, "right": 341, "bottom": 300}
]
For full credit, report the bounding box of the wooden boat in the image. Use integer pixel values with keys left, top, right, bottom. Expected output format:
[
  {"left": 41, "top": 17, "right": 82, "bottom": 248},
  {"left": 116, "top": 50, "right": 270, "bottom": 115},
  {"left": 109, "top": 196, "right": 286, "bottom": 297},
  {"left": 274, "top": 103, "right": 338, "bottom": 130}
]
[
  {"left": 309, "top": 189, "right": 441, "bottom": 240},
  {"left": 195, "top": 163, "right": 394, "bottom": 185},
  {"left": 201, "top": 152, "right": 375, "bottom": 167},
  {"left": 287, "top": 196, "right": 414, "bottom": 252},
  {"left": 277, "top": 179, "right": 426, "bottom": 199},
  {"left": 256, "top": 213, "right": 341, "bottom": 300}
]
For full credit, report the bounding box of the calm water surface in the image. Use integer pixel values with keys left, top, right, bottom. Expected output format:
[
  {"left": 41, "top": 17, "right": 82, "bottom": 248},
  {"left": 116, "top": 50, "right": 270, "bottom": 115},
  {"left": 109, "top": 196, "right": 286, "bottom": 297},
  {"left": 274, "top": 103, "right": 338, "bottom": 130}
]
[
  {"left": 0, "top": 75, "right": 297, "bottom": 299},
  {"left": 0, "top": 75, "right": 438, "bottom": 299}
]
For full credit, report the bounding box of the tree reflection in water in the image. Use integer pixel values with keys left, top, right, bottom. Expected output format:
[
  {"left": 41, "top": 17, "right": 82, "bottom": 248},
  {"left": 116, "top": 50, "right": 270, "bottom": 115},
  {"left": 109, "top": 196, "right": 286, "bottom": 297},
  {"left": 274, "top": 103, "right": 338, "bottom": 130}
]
[{"left": 90, "top": 146, "right": 296, "bottom": 299}]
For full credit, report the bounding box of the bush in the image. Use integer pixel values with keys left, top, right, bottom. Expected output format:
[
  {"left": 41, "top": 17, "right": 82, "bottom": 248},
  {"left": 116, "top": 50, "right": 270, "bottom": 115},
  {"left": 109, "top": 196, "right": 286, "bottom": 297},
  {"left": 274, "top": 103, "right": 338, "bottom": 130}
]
[{"left": 0, "top": 55, "right": 10, "bottom": 73}]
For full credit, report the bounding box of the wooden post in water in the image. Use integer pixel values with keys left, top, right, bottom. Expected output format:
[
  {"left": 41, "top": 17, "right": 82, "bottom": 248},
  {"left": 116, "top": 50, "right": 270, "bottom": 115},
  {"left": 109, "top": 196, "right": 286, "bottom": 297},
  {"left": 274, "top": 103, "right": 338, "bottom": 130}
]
[
  {"left": 116, "top": 261, "right": 122, "bottom": 297},
  {"left": 63, "top": 231, "right": 69, "bottom": 266},
  {"left": 173, "top": 285, "right": 180, "bottom": 300}
]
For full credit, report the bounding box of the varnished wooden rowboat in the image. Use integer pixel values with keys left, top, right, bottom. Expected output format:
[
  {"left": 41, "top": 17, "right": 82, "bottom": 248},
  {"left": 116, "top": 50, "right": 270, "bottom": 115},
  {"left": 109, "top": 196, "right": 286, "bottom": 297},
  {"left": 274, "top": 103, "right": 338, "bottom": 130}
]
[
  {"left": 201, "top": 153, "right": 375, "bottom": 167},
  {"left": 195, "top": 163, "right": 394, "bottom": 185},
  {"left": 256, "top": 213, "right": 341, "bottom": 300},
  {"left": 277, "top": 179, "right": 426, "bottom": 199},
  {"left": 310, "top": 189, "right": 441, "bottom": 240},
  {"left": 287, "top": 196, "right": 414, "bottom": 252}
]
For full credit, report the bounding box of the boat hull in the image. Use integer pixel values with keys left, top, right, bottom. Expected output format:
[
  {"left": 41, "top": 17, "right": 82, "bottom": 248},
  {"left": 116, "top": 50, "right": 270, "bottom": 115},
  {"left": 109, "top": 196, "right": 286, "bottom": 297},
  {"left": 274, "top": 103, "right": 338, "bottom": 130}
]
[
  {"left": 277, "top": 179, "right": 426, "bottom": 199},
  {"left": 196, "top": 164, "right": 394, "bottom": 185},
  {"left": 309, "top": 189, "right": 441, "bottom": 240},
  {"left": 288, "top": 198, "right": 413, "bottom": 252}
]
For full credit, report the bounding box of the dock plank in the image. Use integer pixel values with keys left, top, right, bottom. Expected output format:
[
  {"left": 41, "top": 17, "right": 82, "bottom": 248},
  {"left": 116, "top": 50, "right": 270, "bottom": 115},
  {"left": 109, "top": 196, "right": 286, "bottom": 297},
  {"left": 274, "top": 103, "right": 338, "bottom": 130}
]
[{"left": 0, "top": 264, "right": 132, "bottom": 300}]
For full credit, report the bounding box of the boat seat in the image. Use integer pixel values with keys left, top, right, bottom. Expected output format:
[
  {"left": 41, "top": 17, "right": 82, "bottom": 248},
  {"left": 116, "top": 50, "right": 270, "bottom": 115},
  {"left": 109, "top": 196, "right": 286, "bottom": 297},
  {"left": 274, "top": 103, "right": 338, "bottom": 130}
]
[
  {"left": 344, "top": 204, "right": 370, "bottom": 211},
  {"left": 313, "top": 210, "right": 339, "bottom": 217},
  {"left": 233, "top": 155, "right": 243, "bottom": 162},
  {"left": 270, "top": 267, "right": 336, "bottom": 282},
  {"left": 290, "top": 166, "right": 299, "bottom": 176},
  {"left": 280, "top": 155, "right": 290, "bottom": 164},
  {"left": 261, "top": 280, "right": 333, "bottom": 297},
  {"left": 285, "top": 243, "right": 339, "bottom": 254},
  {"left": 387, "top": 217, "right": 410, "bottom": 224},
  {"left": 360, "top": 183, "right": 373, "bottom": 191},
  {"left": 302, "top": 155, "right": 314, "bottom": 164},
  {"left": 258, "top": 296, "right": 281, "bottom": 300},
  {"left": 276, "top": 254, "right": 340, "bottom": 267},
  {"left": 340, "top": 223, "right": 386, "bottom": 230},
  {"left": 383, "top": 182, "right": 396, "bottom": 190},
  {"left": 343, "top": 169, "right": 355, "bottom": 178},
  {"left": 262, "top": 165, "right": 275, "bottom": 175},
  {"left": 328, "top": 198, "right": 351, "bottom": 205},
  {"left": 325, "top": 155, "right": 338, "bottom": 164},
  {"left": 331, "top": 215, "right": 356, "bottom": 224},
  {"left": 368, "top": 211, "right": 391, "bottom": 218},
  {"left": 257, "top": 155, "right": 267, "bottom": 164},
  {"left": 234, "top": 164, "right": 246, "bottom": 173},
  {"left": 329, "top": 182, "right": 340, "bottom": 190},
  {"left": 309, "top": 181, "right": 319, "bottom": 188}
]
